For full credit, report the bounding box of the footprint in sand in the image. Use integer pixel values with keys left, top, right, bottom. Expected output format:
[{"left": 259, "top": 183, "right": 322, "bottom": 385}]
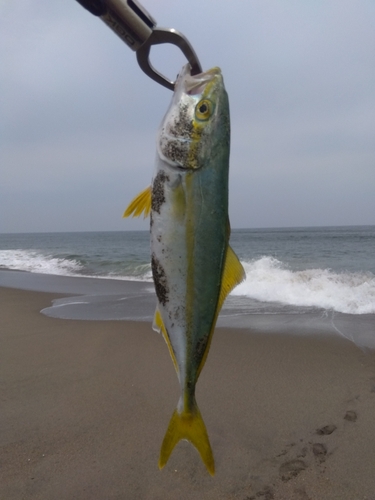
[
  {"left": 247, "top": 486, "right": 274, "bottom": 500},
  {"left": 312, "top": 443, "right": 328, "bottom": 463},
  {"left": 316, "top": 424, "right": 337, "bottom": 435},
  {"left": 276, "top": 427, "right": 332, "bottom": 482},
  {"left": 279, "top": 459, "right": 307, "bottom": 482},
  {"left": 344, "top": 410, "right": 357, "bottom": 422}
]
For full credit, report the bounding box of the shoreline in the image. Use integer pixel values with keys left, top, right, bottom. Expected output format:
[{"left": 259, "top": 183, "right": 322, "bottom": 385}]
[
  {"left": 1, "top": 269, "right": 375, "bottom": 351},
  {"left": 1, "top": 286, "right": 375, "bottom": 499}
]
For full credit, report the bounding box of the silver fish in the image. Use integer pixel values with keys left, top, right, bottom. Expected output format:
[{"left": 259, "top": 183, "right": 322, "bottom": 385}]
[{"left": 124, "top": 64, "right": 245, "bottom": 474}]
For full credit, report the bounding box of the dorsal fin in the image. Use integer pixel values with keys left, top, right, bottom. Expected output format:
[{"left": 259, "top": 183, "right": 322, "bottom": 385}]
[{"left": 123, "top": 186, "right": 151, "bottom": 218}]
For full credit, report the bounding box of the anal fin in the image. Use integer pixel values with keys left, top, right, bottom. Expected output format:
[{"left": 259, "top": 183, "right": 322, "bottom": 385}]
[
  {"left": 197, "top": 244, "right": 245, "bottom": 378},
  {"left": 218, "top": 245, "right": 246, "bottom": 312}
]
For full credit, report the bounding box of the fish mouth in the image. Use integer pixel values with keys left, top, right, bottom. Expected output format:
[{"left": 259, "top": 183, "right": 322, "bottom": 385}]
[{"left": 177, "top": 64, "right": 222, "bottom": 95}]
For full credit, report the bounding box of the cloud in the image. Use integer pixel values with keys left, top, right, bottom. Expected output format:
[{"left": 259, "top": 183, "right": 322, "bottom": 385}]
[{"left": 1, "top": 0, "right": 374, "bottom": 232}]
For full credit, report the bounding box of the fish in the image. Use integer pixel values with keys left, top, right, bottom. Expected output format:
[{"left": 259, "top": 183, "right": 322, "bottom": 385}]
[{"left": 124, "top": 63, "right": 245, "bottom": 475}]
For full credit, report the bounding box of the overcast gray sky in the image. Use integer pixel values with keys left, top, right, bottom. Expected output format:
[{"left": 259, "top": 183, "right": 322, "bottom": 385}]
[{"left": 1, "top": 0, "right": 374, "bottom": 232}]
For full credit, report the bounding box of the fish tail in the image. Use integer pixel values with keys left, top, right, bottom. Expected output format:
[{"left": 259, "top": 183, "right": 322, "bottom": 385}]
[{"left": 158, "top": 400, "right": 215, "bottom": 475}]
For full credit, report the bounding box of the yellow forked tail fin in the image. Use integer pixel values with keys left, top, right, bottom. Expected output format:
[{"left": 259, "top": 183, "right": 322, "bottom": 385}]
[
  {"left": 159, "top": 402, "right": 215, "bottom": 476},
  {"left": 123, "top": 186, "right": 151, "bottom": 218}
]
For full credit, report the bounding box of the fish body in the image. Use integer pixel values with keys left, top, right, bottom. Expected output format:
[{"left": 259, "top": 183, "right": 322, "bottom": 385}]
[{"left": 124, "top": 64, "right": 245, "bottom": 474}]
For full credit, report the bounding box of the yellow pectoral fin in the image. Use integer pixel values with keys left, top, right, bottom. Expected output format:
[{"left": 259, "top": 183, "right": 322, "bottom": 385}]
[
  {"left": 218, "top": 244, "right": 246, "bottom": 312},
  {"left": 159, "top": 403, "right": 215, "bottom": 476},
  {"left": 153, "top": 307, "right": 179, "bottom": 375},
  {"left": 123, "top": 186, "right": 151, "bottom": 218}
]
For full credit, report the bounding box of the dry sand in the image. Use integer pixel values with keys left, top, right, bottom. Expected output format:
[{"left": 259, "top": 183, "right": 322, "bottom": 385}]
[{"left": 1, "top": 286, "right": 375, "bottom": 500}]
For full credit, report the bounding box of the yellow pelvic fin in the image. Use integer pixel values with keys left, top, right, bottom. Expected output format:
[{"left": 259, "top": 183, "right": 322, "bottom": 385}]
[
  {"left": 153, "top": 308, "right": 179, "bottom": 375},
  {"left": 159, "top": 403, "right": 215, "bottom": 476},
  {"left": 197, "top": 244, "right": 245, "bottom": 378},
  {"left": 123, "top": 186, "right": 151, "bottom": 218}
]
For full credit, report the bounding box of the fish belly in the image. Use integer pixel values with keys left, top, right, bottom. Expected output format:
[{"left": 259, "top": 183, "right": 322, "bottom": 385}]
[{"left": 151, "top": 161, "right": 228, "bottom": 392}]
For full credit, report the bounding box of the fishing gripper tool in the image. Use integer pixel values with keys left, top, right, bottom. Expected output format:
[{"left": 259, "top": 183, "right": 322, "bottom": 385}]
[{"left": 75, "top": 0, "right": 202, "bottom": 90}]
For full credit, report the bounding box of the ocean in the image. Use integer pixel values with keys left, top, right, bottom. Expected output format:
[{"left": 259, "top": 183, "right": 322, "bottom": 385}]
[{"left": 1, "top": 227, "right": 374, "bottom": 348}]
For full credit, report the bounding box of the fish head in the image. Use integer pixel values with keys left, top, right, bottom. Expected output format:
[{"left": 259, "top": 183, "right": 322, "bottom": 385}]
[{"left": 157, "top": 64, "right": 230, "bottom": 170}]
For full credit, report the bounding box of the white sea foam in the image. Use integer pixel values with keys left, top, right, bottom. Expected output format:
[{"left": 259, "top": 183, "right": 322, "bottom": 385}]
[
  {"left": 0, "top": 250, "right": 83, "bottom": 276},
  {"left": 2, "top": 249, "right": 374, "bottom": 315},
  {"left": 0, "top": 249, "right": 153, "bottom": 282},
  {"left": 232, "top": 256, "right": 375, "bottom": 315}
]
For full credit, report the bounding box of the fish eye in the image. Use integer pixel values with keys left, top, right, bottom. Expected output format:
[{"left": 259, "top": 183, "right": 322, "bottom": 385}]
[{"left": 195, "top": 99, "right": 213, "bottom": 121}]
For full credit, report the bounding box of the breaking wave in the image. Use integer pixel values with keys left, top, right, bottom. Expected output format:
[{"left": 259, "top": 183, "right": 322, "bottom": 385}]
[
  {"left": 2, "top": 250, "right": 374, "bottom": 314},
  {"left": 0, "top": 249, "right": 83, "bottom": 276},
  {"left": 232, "top": 256, "right": 375, "bottom": 315},
  {"left": 0, "top": 249, "right": 152, "bottom": 281}
]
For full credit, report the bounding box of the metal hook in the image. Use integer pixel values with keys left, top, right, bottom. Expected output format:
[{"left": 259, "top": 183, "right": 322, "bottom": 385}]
[
  {"left": 75, "top": 0, "right": 202, "bottom": 91},
  {"left": 136, "top": 28, "right": 202, "bottom": 91}
]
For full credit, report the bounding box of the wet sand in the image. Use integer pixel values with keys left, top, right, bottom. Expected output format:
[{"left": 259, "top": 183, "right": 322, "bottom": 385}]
[{"left": 1, "top": 286, "right": 375, "bottom": 500}]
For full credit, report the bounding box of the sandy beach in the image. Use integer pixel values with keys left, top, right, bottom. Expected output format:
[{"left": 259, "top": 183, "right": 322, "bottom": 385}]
[{"left": 1, "top": 286, "right": 375, "bottom": 500}]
